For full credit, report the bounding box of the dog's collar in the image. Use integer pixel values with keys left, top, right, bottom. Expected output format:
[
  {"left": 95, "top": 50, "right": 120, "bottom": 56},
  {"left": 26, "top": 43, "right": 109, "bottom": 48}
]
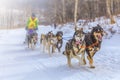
[
  {"left": 73, "top": 41, "right": 85, "bottom": 55},
  {"left": 75, "top": 41, "right": 99, "bottom": 49}
]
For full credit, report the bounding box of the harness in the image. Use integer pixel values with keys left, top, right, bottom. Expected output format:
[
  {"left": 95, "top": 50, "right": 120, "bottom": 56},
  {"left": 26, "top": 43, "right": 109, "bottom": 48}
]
[
  {"left": 86, "top": 41, "right": 99, "bottom": 48},
  {"left": 72, "top": 39, "right": 85, "bottom": 55},
  {"left": 46, "top": 33, "right": 54, "bottom": 42}
]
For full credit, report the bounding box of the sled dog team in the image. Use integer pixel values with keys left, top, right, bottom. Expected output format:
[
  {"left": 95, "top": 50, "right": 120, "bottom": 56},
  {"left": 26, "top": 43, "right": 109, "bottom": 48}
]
[
  {"left": 26, "top": 24, "right": 105, "bottom": 68},
  {"left": 40, "top": 31, "right": 63, "bottom": 56}
]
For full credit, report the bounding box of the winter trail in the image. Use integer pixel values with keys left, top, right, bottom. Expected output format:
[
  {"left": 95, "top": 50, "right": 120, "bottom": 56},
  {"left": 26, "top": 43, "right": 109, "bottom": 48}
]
[{"left": 0, "top": 26, "right": 120, "bottom": 80}]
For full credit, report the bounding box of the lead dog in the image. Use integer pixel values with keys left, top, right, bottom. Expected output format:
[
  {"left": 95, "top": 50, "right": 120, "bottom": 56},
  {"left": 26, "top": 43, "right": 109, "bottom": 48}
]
[
  {"left": 85, "top": 25, "right": 104, "bottom": 68},
  {"left": 63, "top": 28, "right": 86, "bottom": 67}
]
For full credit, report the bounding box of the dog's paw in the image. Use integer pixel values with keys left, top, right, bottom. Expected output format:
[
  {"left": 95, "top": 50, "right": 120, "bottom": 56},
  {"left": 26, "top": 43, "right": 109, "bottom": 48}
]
[
  {"left": 79, "top": 58, "right": 86, "bottom": 65},
  {"left": 80, "top": 62, "right": 86, "bottom": 65},
  {"left": 68, "top": 63, "right": 72, "bottom": 67},
  {"left": 90, "top": 66, "right": 95, "bottom": 69},
  {"left": 68, "top": 64, "right": 73, "bottom": 68}
]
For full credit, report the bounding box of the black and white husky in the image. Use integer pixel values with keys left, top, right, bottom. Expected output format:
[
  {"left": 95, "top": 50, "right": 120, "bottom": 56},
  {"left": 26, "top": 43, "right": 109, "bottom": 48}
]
[{"left": 63, "top": 28, "right": 86, "bottom": 67}]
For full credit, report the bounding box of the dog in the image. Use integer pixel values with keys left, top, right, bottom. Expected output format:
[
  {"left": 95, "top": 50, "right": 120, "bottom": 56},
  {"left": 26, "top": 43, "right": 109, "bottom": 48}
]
[
  {"left": 46, "top": 32, "right": 59, "bottom": 56},
  {"left": 49, "top": 36, "right": 58, "bottom": 54},
  {"left": 40, "top": 31, "right": 56, "bottom": 55},
  {"left": 56, "top": 31, "right": 63, "bottom": 52},
  {"left": 63, "top": 28, "right": 86, "bottom": 67},
  {"left": 27, "top": 30, "right": 38, "bottom": 50},
  {"left": 85, "top": 25, "right": 104, "bottom": 68},
  {"left": 40, "top": 33, "right": 47, "bottom": 52}
]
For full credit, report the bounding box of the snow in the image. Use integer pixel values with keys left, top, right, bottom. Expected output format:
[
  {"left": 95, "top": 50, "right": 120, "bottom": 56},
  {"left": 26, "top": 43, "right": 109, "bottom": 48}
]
[{"left": 0, "top": 24, "right": 120, "bottom": 80}]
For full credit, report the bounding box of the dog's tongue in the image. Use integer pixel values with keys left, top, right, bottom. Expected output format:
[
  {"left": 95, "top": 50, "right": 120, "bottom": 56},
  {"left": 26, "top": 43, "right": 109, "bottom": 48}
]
[
  {"left": 98, "top": 35, "right": 102, "bottom": 41},
  {"left": 76, "top": 41, "right": 81, "bottom": 45}
]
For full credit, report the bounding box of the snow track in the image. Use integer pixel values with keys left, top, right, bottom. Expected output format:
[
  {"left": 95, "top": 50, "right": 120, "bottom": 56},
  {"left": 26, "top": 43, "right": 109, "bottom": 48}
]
[{"left": 0, "top": 26, "right": 120, "bottom": 80}]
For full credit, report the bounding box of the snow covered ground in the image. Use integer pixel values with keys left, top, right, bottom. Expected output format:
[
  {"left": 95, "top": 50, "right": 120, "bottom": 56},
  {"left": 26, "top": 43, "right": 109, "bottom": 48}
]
[{"left": 0, "top": 25, "right": 120, "bottom": 80}]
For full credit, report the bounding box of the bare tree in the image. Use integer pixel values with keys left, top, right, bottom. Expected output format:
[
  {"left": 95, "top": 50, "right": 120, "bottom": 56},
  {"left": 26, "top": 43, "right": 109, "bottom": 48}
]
[
  {"left": 62, "top": 0, "right": 66, "bottom": 23},
  {"left": 74, "top": 0, "right": 78, "bottom": 31},
  {"left": 106, "top": 0, "right": 115, "bottom": 24}
]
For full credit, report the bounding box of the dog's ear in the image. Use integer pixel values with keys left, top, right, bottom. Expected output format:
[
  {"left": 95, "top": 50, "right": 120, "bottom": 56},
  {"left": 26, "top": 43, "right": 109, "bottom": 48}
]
[
  {"left": 61, "top": 31, "right": 63, "bottom": 36},
  {"left": 91, "top": 27, "right": 96, "bottom": 33},
  {"left": 79, "top": 28, "right": 83, "bottom": 32},
  {"left": 92, "top": 27, "right": 96, "bottom": 30},
  {"left": 97, "top": 24, "right": 101, "bottom": 28}
]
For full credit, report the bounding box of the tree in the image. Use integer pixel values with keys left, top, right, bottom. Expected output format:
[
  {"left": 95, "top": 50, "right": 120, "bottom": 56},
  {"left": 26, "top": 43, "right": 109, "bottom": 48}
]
[
  {"left": 74, "top": 0, "right": 78, "bottom": 31},
  {"left": 62, "top": 0, "right": 66, "bottom": 23},
  {"left": 106, "top": 0, "right": 115, "bottom": 24}
]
